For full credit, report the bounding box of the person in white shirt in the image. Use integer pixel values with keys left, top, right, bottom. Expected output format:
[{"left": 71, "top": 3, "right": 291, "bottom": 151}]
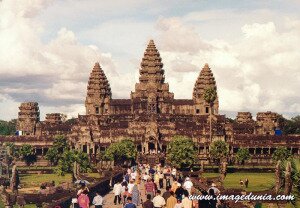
[
  {"left": 127, "top": 180, "right": 135, "bottom": 194},
  {"left": 183, "top": 177, "right": 193, "bottom": 195},
  {"left": 171, "top": 168, "right": 177, "bottom": 180},
  {"left": 152, "top": 190, "right": 166, "bottom": 208},
  {"left": 92, "top": 192, "right": 103, "bottom": 208},
  {"left": 113, "top": 181, "right": 122, "bottom": 205}
]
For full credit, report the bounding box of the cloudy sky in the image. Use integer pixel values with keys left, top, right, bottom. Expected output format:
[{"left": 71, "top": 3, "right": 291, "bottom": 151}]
[{"left": 0, "top": 0, "right": 300, "bottom": 120}]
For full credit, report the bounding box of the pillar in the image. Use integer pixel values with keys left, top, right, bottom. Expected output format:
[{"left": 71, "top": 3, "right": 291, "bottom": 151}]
[
  {"left": 254, "top": 148, "right": 256, "bottom": 155},
  {"left": 268, "top": 147, "right": 271, "bottom": 155}
]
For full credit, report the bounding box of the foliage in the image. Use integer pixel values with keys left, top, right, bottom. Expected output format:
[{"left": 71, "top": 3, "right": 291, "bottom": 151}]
[
  {"left": 18, "top": 144, "right": 36, "bottom": 166},
  {"left": 104, "top": 139, "right": 137, "bottom": 162},
  {"left": 45, "top": 147, "right": 60, "bottom": 165},
  {"left": 166, "top": 135, "right": 197, "bottom": 168},
  {"left": 209, "top": 140, "right": 229, "bottom": 164},
  {"left": 55, "top": 150, "right": 90, "bottom": 176},
  {"left": 45, "top": 135, "right": 68, "bottom": 165},
  {"left": 272, "top": 147, "right": 291, "bottom": 162},
  {"left": 0, "top": 119, "right": 16, "bottom": 135},
  {"left": 203, "top": 88, "right": 217, "bottom": 105},
  {"left": 4, "top": 142, "right": 18, "bottom": 157},
  {"left": 281, "top": 115, "right": 300, "bottom": 135},
  {"left": 236, "top": 148, "right": 251, "bottom": 165}
]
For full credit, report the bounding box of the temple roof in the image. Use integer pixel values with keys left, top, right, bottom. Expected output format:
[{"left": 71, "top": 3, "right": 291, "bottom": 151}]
[
  {"left": 139, "top": 40, "right": 165, "bottom": 84},
  {"left": 86, "top": 62, "right": 111, "bottom": 98},
  {"left": 193, "top": 63, "right": 217, "bottom": 99}
]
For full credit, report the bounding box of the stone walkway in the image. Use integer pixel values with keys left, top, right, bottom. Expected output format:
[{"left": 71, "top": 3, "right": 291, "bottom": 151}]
[{"left": 102, "top": 180, "right": 167, "bottom": 208}]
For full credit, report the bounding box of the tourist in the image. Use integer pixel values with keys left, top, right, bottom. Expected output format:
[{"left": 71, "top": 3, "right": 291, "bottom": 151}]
[
  {"left": 149, "top": 167, "right": 155, "bottom": 177},
  {"left": 208, "top": 188, "right": 217, "bottom": 208},
  {"left": 181, "top": 192, "right": 192, "bottom": 208},
  {"left": 124, "top": 173, "right": 130, "bottom": 183},
  {"left": 158, "top": 171, "right": 164, "bottom": 189},
  {"left": 77, "top": 190, "right": 90, "bottom": 208},
  {"left": 198, "top": 190, "right": 209, "bottom": 208},
  {"left": 166, "top": 176, "right": 171, "bottom": 188},
  {"left": 77, "top": 184, "right": 89, "bottom": 196},
  {"left": 113, "top": 181, "right": 122, "bottom": 205},
  {"left": 166, "top": 191, "right": 177, "bottom": 208},
  {"left": 152, "top": 178, "right": 158, "bottom": 193},
  {"left": 124, "top": 197, "right": 137, "bottom": 208},
  {"left": 145, "top": 178, "right": 155, "bottom": 199},
  {"left": 152, "top": 190, "right": 166, "bottom": 208},
  {"left": 171, "top": 167, "right": 177, "bottom": 180},
  {"left": 175, "top": 183, "right": 185, "bottom": 199},
  {"left": 143, "top": 194, "right": 154, "bottom": 208},
  {"left": 122, "top": 187, "right": 130, "bottom": 204},
  {"left": 92, "top": 192, "right": 103, "bottom": 208},
  {"left": 245, "top": 178, "right": 249, "bottom": 188},
  {"left": 154, "top": 172, "right": 160, "bottom": 187},
  {"left": 183, "top": 177, "right": 193, "bottom": 195},
  {"left": 131, "top": 184, "right": 140, "bottom": 206},
  {"left": 162, "top": 186, "right": 171, "bottom": 201},
  {"left": 174, "top": 198, "right": 183, "bottom": 208},
  {"left": 128, "top": 179, "right": 135, "bottom": 194},
  {"left": 239, "top": 179, "right": 244, "bottom": 187},
  {"left": 208, "top": 183, "right": 220, "bottom": 195},
  {"left": 171, "top": 179, "right": 179, "bottom": 192}
]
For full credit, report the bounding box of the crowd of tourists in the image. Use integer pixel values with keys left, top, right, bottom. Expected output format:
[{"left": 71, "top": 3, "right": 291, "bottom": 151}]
[{"left": 74, "top": 163, "right": 226, "bottom": 208}]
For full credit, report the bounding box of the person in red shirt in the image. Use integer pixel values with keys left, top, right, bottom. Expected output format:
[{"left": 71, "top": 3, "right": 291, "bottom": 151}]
[
  {"left": 144, "top": 178, "right": 155, "bottom": 199},
  {"left": 78, "top": 190, "right": 90, "bottom": 208}
]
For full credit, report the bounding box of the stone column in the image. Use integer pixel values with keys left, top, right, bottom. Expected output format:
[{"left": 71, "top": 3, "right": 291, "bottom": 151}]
[
  {"left": 268, "top": 147, "right": 271, "bottom": 155},
  {"left": 254, "top": 148, "right": 256, "bottom": 155}
]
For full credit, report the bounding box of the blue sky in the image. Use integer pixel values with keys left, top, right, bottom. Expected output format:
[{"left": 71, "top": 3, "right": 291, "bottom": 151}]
[{"left": 0, "top": 0, "right": 300, "bottom": 120}]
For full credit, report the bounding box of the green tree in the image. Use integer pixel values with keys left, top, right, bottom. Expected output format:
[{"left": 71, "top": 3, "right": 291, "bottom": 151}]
[
  {"left": 281, "top": 115, "right": 300, "bottom": 135},
  {"left": 0, "top": 119, "right": 16, "bottom": 135},
  {"left": 104, "top": 139, "right": 137, "bottom": 164},
  {"left": 236, "top": 148, "right": 251, "bottom": 165},
  {"left": 203, "top": 88, "right": 217, "bottom": 142},
  {"left": 209, "top": 140, "right": 229, "bottom": 165},
  {"left": 55, "top": 150, "right": 90, "bottom": 176},
  {"left": 166, "top": 136, "right": 197, "bottom": 169},
  {"left": 272, "top": 147, "right": 291, "bottom": 162},
  {"left": 45, "top": 135, "right": 68, "bottom": 165},
  {"left": 18, "top": 144, "right": 36, "bottom": 166}
]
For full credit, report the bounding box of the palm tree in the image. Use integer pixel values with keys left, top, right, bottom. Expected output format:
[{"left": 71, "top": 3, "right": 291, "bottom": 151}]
[{"left": 203, "top": 88, "right": 217, "bottom": 142}]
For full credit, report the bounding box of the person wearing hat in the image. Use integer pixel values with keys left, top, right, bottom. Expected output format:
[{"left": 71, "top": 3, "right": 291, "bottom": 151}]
[{"left": 183, "top": 177, "right": 193, "bottom": 195}]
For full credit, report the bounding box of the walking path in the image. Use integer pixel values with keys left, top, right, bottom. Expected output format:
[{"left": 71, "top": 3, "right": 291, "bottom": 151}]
[{"left": 102, "top": 180, "right": 168, "bottom": 208}]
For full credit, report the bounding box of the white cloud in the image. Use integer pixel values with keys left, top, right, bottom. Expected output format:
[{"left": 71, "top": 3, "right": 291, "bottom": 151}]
[{"left": 156, "top": 17, "right": 300, "bottom": 115}]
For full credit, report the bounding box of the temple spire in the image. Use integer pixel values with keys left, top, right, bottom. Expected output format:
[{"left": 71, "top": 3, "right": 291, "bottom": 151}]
[
  {"left": 139, "top": 39, "right": 165, "bottom": 85},
  {"left": 85, "top": 62, "right": 111, "bottom": 115},
  {"left": 193, "top": 63, "right": 219, "bottom": 115}
]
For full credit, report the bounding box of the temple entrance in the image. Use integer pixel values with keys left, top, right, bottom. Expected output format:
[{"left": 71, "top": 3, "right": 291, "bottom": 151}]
[{"left": 148, "top": 142, "right": 156, "bottom": 154}]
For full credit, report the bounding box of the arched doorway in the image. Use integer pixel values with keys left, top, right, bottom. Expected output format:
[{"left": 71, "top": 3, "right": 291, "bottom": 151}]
[{"left": 148, "top": 142, "right": 156, "bottom": 154}]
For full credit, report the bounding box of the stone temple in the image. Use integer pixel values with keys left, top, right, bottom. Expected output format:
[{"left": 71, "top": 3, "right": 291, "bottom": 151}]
[{"left": 1, "top": 40, "right": 299, "bottom": 165}]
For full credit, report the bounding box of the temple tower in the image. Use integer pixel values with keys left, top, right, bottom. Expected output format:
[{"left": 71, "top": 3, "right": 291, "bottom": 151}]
[
  {"left": 85, "top": 62, "right": 111, "bottom": 115},
  {"left": 16, "top": 102, "right": 40, "bottom": 135},
  {"left": 131, "top": 40, "right": 174, "bottom": 114},
  {"left": 193, "top": 64, "right": 219, "bottom": 115},
  {"left": 236, "top": 112, "right": 254, "bottom": 124}
]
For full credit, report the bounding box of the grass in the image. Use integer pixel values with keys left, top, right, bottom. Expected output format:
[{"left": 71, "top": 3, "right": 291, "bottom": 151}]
[
  {"left": 223, "top": 173, "right": 275, "bottom": 192},
  {"left": 20, "top": 173, "right": 72, "bottom": 188},
  {"left": 202, "top": 172, "right": 219, "bottom": 178}
]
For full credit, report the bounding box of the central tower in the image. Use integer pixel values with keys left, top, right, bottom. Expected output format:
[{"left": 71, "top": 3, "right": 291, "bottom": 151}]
[{"left": 131, "top": 40, "right": 174, "bottom": 114}]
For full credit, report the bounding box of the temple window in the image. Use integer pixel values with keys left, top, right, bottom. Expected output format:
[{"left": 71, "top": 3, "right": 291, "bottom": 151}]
[
  {"left": 205, "top": 107, "right": 209, "bottom": 113},
  {"left": 95, "top": 107, "right": 99, "bottom": 114},
  {"left": 196, "top": 109, "right": 200, "bottom": 114}
]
